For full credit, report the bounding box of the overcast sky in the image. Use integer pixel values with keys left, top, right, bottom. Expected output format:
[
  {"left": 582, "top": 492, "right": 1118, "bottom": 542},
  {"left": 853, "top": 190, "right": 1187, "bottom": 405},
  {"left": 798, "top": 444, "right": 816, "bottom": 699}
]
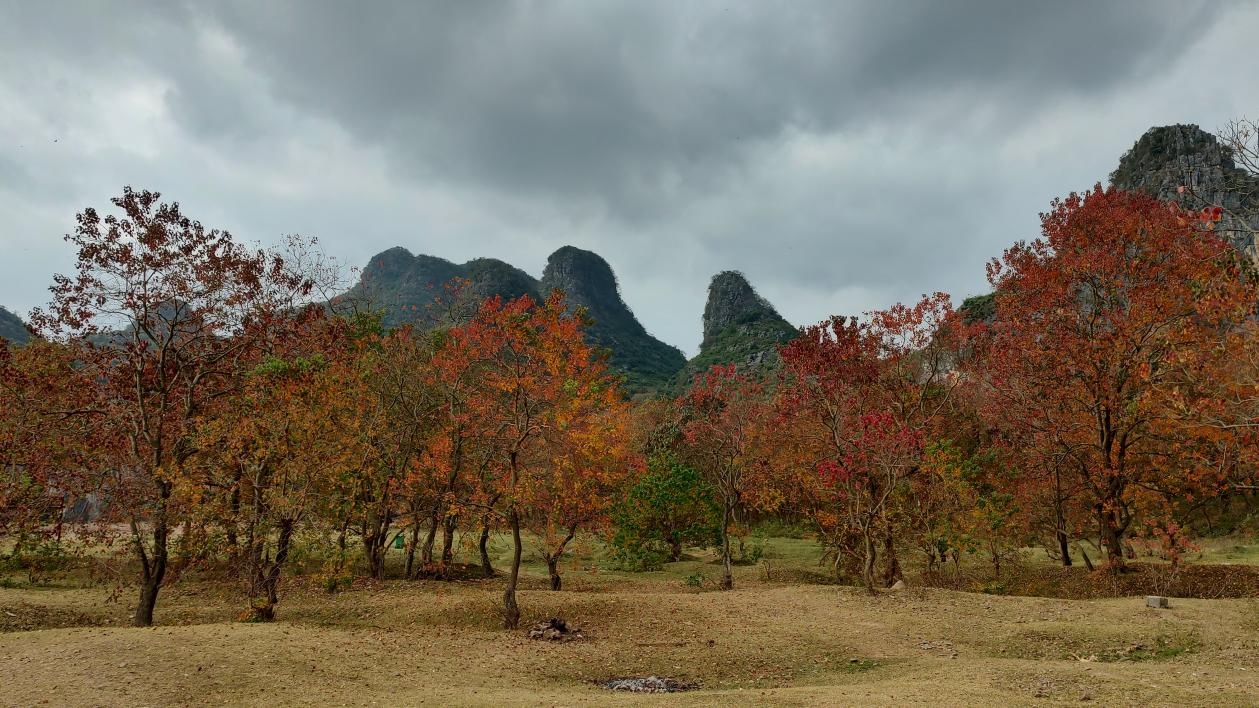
[{"left": 2, "top": 1, "right": 1257, "bottom": 355}]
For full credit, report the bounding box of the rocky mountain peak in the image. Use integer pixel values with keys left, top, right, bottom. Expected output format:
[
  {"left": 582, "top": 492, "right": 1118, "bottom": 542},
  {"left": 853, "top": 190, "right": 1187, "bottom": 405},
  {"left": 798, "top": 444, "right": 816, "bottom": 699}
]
[
  {"left": 1111, "top": 124, "right": 1259, "bottom": 257},
  {"left": 672, "top": 270, "right": 797, "bottom": 389},
  {"left": 702, "top": 271, "right": 785, "bottom": 346},
  {"left": 541, "top": 246, "right": 619, "bottom": 304},
  {"left": 540, "top": 245, "right": 685, "bottom": 395}
]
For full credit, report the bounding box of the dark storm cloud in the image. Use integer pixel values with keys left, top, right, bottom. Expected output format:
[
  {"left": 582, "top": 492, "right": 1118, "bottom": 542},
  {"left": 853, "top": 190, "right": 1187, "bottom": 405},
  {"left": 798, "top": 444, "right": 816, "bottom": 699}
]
[
  {"left": 184, "top": 0, "right": 1214, "bottom": 219},
  {"left": 0, "top": 0, "right": 1252, "bottom": 353}
]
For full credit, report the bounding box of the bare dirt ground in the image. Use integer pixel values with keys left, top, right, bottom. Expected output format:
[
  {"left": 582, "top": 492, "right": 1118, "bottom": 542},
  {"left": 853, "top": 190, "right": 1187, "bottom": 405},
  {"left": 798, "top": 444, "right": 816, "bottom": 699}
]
[{"left": 3, "top": 574, "right": 1258, "bottom": 706}]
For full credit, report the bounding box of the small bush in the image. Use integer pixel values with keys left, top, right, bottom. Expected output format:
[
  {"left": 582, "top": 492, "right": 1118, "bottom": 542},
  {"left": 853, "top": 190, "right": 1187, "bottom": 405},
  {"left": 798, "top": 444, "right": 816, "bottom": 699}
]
[
  {"left": 1, "top": 537, "right": 75, "bottom": 583},
  {"left": 684, "top": 572, "right": 708, "bottom": 589}
]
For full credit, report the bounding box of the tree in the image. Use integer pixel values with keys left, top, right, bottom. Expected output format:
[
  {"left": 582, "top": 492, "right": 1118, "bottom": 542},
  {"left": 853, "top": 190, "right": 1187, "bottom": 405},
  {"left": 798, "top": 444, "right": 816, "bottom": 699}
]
[
  {"left": 193, "top": 316, "right": 360, "bottom": 620},
  {"left": 610, "top": 453, "right": 721, "bottom": 570},
  {"left": 31, "top": 188, "right": 325, "bottom": 625},
  {"left": 976, "top": 185, "right": 1253, "bottom": 569},
  {"left": 676, "top": 364, "right": 776, "bottom": 591},
  {"left": 776, "top": 295, "right": 961, "bottom": 589},
  {"left": 531, "top": 404, "right": 632, "bottom": 591},
  {"left": 354, "top": 327, "right": 441, "bottom": 580},
  {"left": 448, "top": 292, "right": 621, "bottom": 627},
  {"left": 0, "top": 340, "right": 102, "bottom": 551}
]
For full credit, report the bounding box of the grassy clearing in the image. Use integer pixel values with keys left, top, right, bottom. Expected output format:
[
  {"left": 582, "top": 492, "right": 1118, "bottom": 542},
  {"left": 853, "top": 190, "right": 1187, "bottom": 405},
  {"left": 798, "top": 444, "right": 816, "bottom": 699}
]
[{"left": 2, "top": 535, "right": 1259, "bottom": 705}]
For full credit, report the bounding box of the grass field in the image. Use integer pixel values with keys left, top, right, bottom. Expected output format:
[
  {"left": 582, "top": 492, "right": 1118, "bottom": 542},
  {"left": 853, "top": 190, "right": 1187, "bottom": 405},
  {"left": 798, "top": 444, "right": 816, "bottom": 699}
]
[{"left": 2, "top": 535, "right": 1259, "bottom": 706}]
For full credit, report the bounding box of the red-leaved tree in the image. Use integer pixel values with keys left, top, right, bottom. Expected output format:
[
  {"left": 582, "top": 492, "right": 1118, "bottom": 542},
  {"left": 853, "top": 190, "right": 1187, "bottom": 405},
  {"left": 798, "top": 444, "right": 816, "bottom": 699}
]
[{"left": 975, "top": 185, "right": 1254, "bottom": 569}]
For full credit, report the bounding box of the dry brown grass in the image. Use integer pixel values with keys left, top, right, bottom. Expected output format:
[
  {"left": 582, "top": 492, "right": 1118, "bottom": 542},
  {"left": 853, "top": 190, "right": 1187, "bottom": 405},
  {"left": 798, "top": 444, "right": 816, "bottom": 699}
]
[{"left": 3, "top": 569, "right": 1259, "bottom": 706}]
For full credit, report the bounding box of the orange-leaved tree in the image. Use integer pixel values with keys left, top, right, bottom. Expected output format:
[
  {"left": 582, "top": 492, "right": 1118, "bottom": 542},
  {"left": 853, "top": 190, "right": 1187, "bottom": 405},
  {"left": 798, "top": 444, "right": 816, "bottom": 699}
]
[
  {"left": 447, "top": 291, "right": 622, "bottom": 627},
  {"left": 192, "top": 314, "right": 363, "bottom": 620},
  {"left": 31, "top": 188, "right": 327, "bottom": 625},
  {"left": 976, "top": 185, "right": 1254, "bottom": 569}
]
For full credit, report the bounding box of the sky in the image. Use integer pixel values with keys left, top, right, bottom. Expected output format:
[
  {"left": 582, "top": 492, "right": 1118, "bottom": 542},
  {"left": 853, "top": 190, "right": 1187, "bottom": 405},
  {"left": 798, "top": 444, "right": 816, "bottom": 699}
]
[{"left": 2, "top": 1, "right": 1257, "bottom": 356}]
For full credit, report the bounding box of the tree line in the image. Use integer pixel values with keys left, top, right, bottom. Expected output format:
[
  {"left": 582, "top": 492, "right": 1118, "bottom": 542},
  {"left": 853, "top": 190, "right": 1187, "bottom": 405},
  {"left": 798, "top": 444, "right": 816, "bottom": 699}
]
[{"left": 2, "top": 185, "right": 1257, "bottom": 628}]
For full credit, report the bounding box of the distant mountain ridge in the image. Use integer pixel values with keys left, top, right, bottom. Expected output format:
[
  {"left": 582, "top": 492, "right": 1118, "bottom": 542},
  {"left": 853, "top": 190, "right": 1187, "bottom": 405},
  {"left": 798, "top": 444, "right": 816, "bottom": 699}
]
[{"left": 341, "top": 245, "right": 685, "bottom": 395}]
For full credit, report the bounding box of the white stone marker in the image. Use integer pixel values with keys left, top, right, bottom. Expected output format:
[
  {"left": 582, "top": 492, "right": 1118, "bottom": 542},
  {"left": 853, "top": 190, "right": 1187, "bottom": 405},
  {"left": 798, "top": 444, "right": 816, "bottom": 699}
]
[{"left": 1146, "top": 595, "right": 1169, "bottom": 609}]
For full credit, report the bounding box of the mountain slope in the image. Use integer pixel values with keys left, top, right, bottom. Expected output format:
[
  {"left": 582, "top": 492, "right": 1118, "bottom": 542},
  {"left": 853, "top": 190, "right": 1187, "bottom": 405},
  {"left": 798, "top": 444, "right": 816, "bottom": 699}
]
[
  {"left": 676, "top": 271, "right": 797, "bottom": 387},
  {"left": 340, "top": 245, "right": 684, "bottom": 395},
  {"left": 0, "top": 306, "right": 30, "bottom": 345},
  {"left": 539, "top": 246, "right": 685, "bottom": 394}
]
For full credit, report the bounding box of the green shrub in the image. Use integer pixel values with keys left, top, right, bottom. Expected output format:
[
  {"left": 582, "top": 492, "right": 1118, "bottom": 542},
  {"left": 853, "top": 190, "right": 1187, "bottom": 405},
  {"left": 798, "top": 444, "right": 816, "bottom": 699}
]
[
  {"left": 684, "top": 572, "right": 708, "bottom": 589},
  {"left": 1, "top": 537, "right": 74, "bottom": 583},
  {"left": 610, "top": 453, "right": 721, "bottom": 571}
]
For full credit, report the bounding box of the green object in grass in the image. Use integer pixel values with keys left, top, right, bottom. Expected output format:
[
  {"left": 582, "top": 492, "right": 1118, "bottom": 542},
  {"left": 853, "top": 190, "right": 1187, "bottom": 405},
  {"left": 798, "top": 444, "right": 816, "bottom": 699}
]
[{"left": 394, "top": 535, "right": 405, "bottom": 550}]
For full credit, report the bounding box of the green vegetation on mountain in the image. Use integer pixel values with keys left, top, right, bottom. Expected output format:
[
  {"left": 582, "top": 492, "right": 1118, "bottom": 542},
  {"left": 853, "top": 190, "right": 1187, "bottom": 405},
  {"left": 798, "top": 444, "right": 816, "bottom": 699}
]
[
  {"left": 540, "top": 246, "right": 685, "bottom": 395},
  {"left": 959, "top": 292, "right": 996, "bottom": 325},
  {"left": 675, "top": 271, "right": 797, "bottom": 388},
  {"left": 340, "top": 245, "right": 684, "bottom": 396},
  {"left": 0, "top": 307, "right": 30, "bottom": 345}
]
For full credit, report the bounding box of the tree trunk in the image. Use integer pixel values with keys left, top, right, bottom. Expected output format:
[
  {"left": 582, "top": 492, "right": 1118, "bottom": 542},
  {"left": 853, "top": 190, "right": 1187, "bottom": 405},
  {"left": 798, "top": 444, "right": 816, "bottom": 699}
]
[
  {"left": 478, "top": 517, "right": 494, "bottom": 578},
  {"left": 440, "top": 514, "right": 457, "bottom": 566},
  {"left": 1098, "top": 504, "right": 1125, "bottom": 571},
  {"left": 881, "top": 528, "right": 902, "bottom": 587},
  {"left": 546, "top": 556, "right": 561, "bottom": 591},
  {"left": 1077, "top": 544, "right": 1096, "bottom": 572},
  {"left": 719, "top": 503, "right": 734, "bottom": 591},
  {"left": 405, "top": 511, "right": 422, "bottom": 579},
  {"left": 861, "top": 530, "right": 878, "bottom": 594},
  {"left": 1053, "top": 467, "right": 1071, "bottom": 567},
  {"left": 502, "top": 509, "right": 523, "bottom": 629},
  {"left": 335, "top": 518, "right": 349, "bottom": 573},
  {"left": 668, "top": 535, "right": 683, "bottom": 562},
  {"left": 1056, "top": 528, "right": 1072, "bottom": 567},
  {"left": 421, "top": 512, "right": 439, "bottom": 565},
  {"left": 248, "top": 520, "right": 294, "bottom": 622},
  {"left": 545, "top": 526, "right": 577, "bottom": 592},
  {"left": 133, "top": 507, "right": 170, "bottom": 627},
  {"left": 363, "top": 519, "right": 390, "bottom": 580}
]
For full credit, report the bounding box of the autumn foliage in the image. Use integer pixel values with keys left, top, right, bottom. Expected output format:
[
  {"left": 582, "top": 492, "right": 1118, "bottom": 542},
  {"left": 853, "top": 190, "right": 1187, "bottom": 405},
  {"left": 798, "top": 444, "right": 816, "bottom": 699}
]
[{"left": 5, "top": 181, "right": 1259, "bottom": 632}]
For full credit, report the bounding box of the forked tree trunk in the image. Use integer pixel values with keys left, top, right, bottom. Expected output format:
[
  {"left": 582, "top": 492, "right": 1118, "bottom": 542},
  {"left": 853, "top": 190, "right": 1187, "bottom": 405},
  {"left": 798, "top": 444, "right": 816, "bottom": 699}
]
[
  {"left": 248, "top": 520, "right": 295, "bottom": 622},
  {"left": 544, "top": 525, "right": 578, "bottom": 591},
  {"left": 1098, "top": 503, "right": 1125, "bottom": 571},
  {"left": 363, "top": 514, "right": 391, "bottom": 581},
  {"left": 502, "top": 509, "right": 523, "bottom": 629},
  {"left": 132, "top": 494, "right": 171, "bottom": 628}
]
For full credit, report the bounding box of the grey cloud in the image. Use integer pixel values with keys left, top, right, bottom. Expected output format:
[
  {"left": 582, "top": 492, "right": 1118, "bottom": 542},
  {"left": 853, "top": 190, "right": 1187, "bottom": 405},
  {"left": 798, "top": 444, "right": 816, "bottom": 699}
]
[
  {"left": 186, "top": 0, "right": 1216, "bottom": 219},
  {"left": 0, "top": 0, "right": 1252, "bottom": 354}
]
